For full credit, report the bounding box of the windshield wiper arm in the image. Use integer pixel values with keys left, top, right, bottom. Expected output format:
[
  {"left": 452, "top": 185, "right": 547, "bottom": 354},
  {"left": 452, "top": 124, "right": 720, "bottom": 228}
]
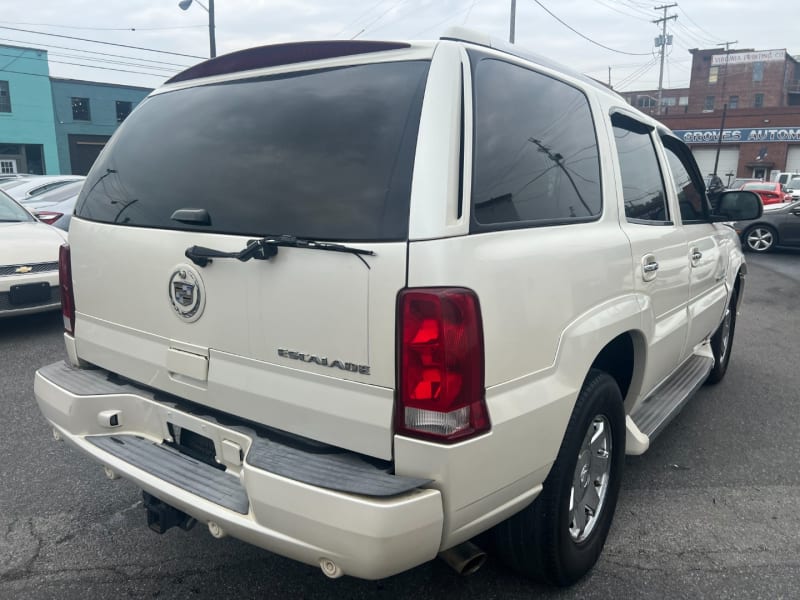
[{"left": 185, "top": 235, "right": 376, "bottom": 268}]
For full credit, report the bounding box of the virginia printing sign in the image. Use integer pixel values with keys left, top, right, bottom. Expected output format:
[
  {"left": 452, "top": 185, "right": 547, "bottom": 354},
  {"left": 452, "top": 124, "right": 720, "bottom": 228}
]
[
  {"left": 673, "top": 127, "right": 800, "bottom": 144},
  {"left": 710, "top": 50, "right": 784, "bottom": 66}
]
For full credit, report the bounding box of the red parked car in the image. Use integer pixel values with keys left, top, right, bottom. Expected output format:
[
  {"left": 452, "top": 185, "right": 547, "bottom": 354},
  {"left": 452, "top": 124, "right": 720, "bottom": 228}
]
[{"left": 740, "top": 181, "right": 791, "bottom": 205}]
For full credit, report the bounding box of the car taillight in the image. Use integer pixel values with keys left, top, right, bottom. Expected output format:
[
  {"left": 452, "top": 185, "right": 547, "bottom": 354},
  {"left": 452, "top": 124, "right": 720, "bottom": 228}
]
[
  {"left": 36, "top": 211, "right": 63, "bottom": 224},
  {"left": 59, "top": 243, "right": 75, "bottom": 334},
  {"left": 396, "top": 288, "right": 489, "bottom": 443}
]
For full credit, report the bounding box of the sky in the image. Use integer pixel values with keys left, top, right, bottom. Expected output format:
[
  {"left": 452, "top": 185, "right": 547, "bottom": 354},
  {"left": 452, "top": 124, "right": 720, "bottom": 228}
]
[{"left": 0, "top": 0, "right": 794, "bottom": 92}]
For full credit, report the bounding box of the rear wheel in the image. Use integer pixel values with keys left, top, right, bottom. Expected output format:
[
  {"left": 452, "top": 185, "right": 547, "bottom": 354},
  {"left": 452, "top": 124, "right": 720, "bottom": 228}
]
[
  {"left": 493, "top": 369, "right": 625, "bottom": 586},
  {"left": 706, "top": 288, "right": 738, "bottom": 385},
  {"left": 744, "top": 225, "right": 776, "bottom": 252}
]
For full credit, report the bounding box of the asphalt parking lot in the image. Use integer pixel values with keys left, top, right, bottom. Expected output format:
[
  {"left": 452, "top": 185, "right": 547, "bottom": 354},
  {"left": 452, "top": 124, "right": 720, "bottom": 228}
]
[{"left": 1, "top": 252, "right": 798, "bottom": 599}]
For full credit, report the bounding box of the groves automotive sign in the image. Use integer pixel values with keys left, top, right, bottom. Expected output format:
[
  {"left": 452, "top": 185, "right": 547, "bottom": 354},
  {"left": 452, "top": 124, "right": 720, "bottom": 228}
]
[{"left": 673, "top": 127, "right": 800, "bottom": 144}]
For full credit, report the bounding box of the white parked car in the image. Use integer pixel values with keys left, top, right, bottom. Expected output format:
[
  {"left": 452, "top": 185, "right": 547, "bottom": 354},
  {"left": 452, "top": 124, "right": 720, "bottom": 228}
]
[
  {"left": 0, "top": 189, "right": 67, "bottom": 317},
  {"left": 0, "top": 175, "right": 84, "bottom": 202},
  {"left": 33, "top": 28, "right": 762, "bottom": 586}
]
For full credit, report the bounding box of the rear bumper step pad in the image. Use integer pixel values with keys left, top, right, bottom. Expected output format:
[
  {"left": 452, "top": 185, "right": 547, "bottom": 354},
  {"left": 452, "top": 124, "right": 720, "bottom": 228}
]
[
  {"left": 41, "top": 361, "right": 429, "bottom": 502},
  {"left": 89, "top": 434, "right": 249, "bottom": 514}
]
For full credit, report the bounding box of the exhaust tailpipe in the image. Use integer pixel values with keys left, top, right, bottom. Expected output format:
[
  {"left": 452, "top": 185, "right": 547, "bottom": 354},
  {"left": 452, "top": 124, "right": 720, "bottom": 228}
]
[{"left": 438, "top": 541, "right": 487, "bottom": 576}]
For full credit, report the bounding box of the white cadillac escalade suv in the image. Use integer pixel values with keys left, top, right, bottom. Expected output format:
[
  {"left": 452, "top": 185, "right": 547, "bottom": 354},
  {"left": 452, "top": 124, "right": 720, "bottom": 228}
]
[{"left": 34, "top": 28, "right": 762, "bottom": 586}]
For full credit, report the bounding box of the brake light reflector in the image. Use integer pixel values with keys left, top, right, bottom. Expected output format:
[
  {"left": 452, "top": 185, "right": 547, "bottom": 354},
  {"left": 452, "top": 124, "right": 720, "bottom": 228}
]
[
  {"left": 59, "top": 243, "right": 75, "bottom": 334},
  {"left": 396, "top": 288, "right": 489, "bottom": 442}
]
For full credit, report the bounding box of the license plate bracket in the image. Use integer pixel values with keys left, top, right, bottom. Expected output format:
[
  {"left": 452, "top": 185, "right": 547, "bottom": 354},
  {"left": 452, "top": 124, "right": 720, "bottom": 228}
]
[{"left": 9, "top": 282, "right": 51, "bottom": 306}]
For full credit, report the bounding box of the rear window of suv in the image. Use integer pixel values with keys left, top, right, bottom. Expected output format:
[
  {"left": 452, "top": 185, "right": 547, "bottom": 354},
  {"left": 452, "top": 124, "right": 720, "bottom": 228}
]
[{"left": 76, "top": 60, "right": 430, "bottom": 241}]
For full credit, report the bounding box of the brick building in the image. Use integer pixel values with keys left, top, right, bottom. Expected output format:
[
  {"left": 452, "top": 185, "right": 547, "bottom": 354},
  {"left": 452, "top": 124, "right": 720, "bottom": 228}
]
[{"left": 626, "top": 47, "right": 800, "bottom": 182}]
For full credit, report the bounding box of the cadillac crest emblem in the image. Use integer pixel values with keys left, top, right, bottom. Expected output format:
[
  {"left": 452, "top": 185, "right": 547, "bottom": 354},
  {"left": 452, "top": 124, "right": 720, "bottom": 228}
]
[{"left": 168, "top": 264, "right": 205, "bottom": 322}]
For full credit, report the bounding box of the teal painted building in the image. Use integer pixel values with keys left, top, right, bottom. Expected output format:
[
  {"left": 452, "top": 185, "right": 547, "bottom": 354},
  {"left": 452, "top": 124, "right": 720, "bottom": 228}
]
[
  {"left": 51, "top": 79, "right": 151, "bottom": 174},
  {"left": 0, "top": 44, "right": 59, "bottom": 174}
]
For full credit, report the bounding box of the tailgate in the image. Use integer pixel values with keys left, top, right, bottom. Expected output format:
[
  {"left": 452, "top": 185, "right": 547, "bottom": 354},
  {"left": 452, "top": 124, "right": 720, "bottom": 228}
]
[
  {"left": 70, "top": 220, "right": 406, "bottom": 460},
  {"left": 67, "top": 56, "right": 431, "bottom": 460}
]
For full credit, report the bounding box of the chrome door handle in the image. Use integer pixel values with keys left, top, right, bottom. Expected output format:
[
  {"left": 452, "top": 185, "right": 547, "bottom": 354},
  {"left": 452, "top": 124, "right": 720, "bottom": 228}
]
[
  {"left": 691, "top": 249, "right": 703, "bottom": 263},
  {"left": 641, "top": 254, "right": 659, "bottom": 282},
  {"left": 643, "top": 261, "right": 659, "bottom": 273}
]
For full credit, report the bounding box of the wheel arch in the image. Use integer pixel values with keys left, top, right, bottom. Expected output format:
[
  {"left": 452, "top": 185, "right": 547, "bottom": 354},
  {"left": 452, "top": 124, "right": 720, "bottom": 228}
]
[{"left": 588, "top": 330, "right": 647, "bottom": 414}]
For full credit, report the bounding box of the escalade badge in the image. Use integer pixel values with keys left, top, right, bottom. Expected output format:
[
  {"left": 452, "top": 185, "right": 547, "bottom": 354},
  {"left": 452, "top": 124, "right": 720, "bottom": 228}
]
[
  {"left": 168, "top": 264, "right": 206, "bottom": 322},
  {"left": 15, "top": 266, "right": 33, "bottom": 274}
]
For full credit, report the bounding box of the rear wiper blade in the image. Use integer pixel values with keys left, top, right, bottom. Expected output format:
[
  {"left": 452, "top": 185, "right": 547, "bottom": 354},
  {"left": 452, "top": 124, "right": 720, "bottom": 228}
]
[{"left": 185, "top": 235, "right": 376, "bottom": 268}]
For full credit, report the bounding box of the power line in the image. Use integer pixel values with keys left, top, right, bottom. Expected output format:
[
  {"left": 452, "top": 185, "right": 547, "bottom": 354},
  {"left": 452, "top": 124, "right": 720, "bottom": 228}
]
[
  {"left": 1, "top": 64, "right": 168, "bottom": 80},
  {"left": 0, "top": 25, "right": 206, "bottom": 59},
  {"left": 332, "top": 0, "right": 390, "bottom": 38},
  {"left": 0, "top": 36, "right": 193, "bottom": 68},
  {"left": 593, "top": 0, "right": 651, "bottom": 22},
  {"left": 676, "top": 6, "right": 722, "bottom": 46},
  {"left": 353, "top": 0, "right": 411, "bottom": 39},
  {"left": 0, "top": 20, "right": 207, "bottom": 32},
  {"left": 0, "top": 50, "right": 180, "bottom": 74},
  {"left": 411, "top": 3, "right": 480, "bottom": 38},
  {"left": 531, "top": 0, "right": 652, "bottom": 56}
]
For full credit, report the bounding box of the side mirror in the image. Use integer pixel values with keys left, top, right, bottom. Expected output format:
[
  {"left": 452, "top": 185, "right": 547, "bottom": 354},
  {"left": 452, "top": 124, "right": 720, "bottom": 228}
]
[{"left": 712, "top": 190, "right": 763, "bottom": 222}]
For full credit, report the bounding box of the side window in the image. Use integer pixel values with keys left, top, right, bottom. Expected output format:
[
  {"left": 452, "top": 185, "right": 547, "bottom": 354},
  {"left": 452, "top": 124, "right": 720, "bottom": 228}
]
[
  {"left": 611, "top": 115, "right": 669, "bottom": 223},
  {"left": 470, "top": 56, "right": 601, "bottom": 229},
  {"left": 661, "top": 136, "right": 710, "bottom": 222}
]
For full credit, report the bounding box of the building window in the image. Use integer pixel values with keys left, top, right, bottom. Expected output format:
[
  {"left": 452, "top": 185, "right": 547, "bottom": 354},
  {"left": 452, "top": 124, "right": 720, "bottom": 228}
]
[
  {"left": 709, "top": 66, "right": 719, "bottom": 84},
  {"left": 729, "top": 95, "right": 739, "bottom": 109},
  {"left": 704, "top": 96, "right": 715, "bottom": 110},
  {"left": 753, "top": 61, "right": 764, "bottom": 82},
  {"left": 661, "top": 97, "right": 676, "bottom": 107},
  {"left": 115, "top": 100, "right": 133, "bottom": 123},
  {"left": 754, "top": 93, "right": 764, "bottom": 108},
  {"left": 678, "top": 96, "right": 689, "bottom": 106},
  {"left": 0, "top": 80, "right": 10, "bottom": 113},
  {"left": 72, "top": 97, "right": 91, "bottom": 121},
  {"left": 636, "top": 96, "right": 656, "bottom": 109},
  {"left": 0, "top": 159, "right": 17, "bottom": 174}
]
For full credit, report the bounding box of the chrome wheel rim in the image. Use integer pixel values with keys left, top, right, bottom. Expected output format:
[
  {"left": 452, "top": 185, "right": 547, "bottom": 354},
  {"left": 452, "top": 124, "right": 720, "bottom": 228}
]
[
  {"left": 746, "top": 227, "right": 774, "bottom": 251},
  {"left": 569, "top": 415, "right": 612, "bottom": 542}
]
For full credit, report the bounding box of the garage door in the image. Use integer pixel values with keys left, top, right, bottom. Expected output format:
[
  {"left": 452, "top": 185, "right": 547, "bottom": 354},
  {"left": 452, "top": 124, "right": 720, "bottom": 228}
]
[
  {"left": 785, "top": 145, "right": 800, "bottom": 172},
  {"left": 692, "top": 147, "right": 739, "bottom": 181}
]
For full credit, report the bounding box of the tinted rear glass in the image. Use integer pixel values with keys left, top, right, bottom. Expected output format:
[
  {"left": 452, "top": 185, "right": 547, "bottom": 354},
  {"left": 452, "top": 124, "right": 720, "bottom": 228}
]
[
  {"left": 76, "top": 61, "right": 429, "bottom": 241},
  {"left": 469, "top": 55, "right": 601, "bottom": 230}
]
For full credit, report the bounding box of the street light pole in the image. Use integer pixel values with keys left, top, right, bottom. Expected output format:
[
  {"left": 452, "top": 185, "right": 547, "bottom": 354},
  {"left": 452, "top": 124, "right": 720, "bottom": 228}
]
[
  {"left": 178, "top": 0, "right": 216, "bottom": 58},
  {"left": 208, "top": 0, "right": 216, "bottom": 58},
  {"left": 509, "top": 0, "right": 516, "bottom": 43}
]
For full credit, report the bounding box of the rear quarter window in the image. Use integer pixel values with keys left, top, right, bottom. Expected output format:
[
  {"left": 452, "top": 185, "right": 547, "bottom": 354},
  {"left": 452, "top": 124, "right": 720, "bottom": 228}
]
[
  {"left": 469, "top": 54, "right": 602, "bottom": 231},
  {"left": 76, "top": 60, "right": 430, "bottom": 241}
]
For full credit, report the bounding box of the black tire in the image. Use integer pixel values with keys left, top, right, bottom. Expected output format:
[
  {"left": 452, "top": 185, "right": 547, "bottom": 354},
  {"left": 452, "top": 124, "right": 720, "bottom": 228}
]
[
  {"left": 493, "top": 369, "right": 625, "bottom": 586},
  {"left": 743, "top": 225, "right": 777, "bottom": 253},
  {"left": 705, "top": 287, "right": 738, "bottom": 385}
]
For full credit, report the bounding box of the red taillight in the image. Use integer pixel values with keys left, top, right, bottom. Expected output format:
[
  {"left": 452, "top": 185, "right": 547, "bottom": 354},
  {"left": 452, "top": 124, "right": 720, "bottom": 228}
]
[
  {"left": 396, "top": 288, "right": 489, "bottom": 443},
  {"left": 36, "top": 211, "right": 63, "bottom": 224},
  {"left": 59, "top": 243, "right": 75, "bottom": 334}
]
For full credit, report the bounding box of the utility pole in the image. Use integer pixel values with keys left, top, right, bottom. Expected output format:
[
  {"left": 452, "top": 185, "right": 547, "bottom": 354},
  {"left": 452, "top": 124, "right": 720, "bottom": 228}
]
[
  {"left": 510, "top": 0, "right": 516, "bottom": 43},
  {"left": 712, "top": 41, "right": 737, "bottom": 177},
  {"left": 653, "top": 4, "right": 677, "bottom": 115}
]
